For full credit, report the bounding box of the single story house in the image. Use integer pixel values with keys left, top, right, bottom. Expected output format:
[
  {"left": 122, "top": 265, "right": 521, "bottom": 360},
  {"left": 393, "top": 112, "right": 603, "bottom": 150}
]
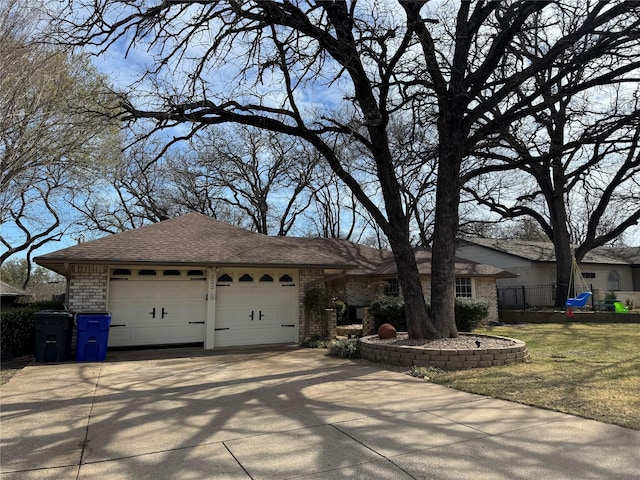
[
  {"left": 455, "top": 238, "right": 637, "bottom": 292},
  {"left": 35, "top": 213, "right": 514, "bottom": 350}
]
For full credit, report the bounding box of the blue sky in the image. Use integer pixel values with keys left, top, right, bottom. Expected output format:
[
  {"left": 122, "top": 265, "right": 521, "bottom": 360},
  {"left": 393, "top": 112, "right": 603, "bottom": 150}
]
[{"left": 4, "top": 0, "right": 639, "bottom": 265}]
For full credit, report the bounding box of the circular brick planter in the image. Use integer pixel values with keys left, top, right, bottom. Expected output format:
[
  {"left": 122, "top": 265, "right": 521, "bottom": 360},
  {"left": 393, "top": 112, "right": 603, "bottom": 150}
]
[{"left": 360, "top": 333, "right": 529, "bottom": 371}]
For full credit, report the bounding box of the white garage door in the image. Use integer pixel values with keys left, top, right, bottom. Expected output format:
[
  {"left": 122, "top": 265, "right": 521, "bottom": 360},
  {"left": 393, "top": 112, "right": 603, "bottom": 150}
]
[
  {"left": 108, "top": 269, "right": 207, "bottom": 347},
  {"left": 214, "top": 270, "right": 298, "bottom": 348}
]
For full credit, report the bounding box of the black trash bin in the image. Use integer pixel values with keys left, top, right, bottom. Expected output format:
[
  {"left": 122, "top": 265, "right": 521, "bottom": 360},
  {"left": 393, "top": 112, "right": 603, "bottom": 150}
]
[
  {"left": 34, "top": 311, "right": 74, "bottom": 363},
  {"left": 76, "top": 312, "right": 112, "bottom": 362}
]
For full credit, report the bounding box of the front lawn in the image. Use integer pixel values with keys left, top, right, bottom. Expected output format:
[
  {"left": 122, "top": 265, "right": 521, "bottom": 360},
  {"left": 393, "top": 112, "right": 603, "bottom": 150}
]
[{"left": 426, "top": 323, "right": 640, "bottom": 429}]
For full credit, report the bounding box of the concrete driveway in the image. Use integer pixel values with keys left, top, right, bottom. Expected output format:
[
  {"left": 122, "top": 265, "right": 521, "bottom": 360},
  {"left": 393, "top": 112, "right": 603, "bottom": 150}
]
[{"left": 1, "top": 346, "right": 638, "bottom": 479}]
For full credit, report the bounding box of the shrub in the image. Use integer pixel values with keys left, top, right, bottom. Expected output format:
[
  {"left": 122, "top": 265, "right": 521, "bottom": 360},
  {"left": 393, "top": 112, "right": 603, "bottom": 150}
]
[
  {"left": 453, "top": 297, "right": 489, "bottom": 331},
  {"left": 423, "top": 298, "right": 489, "bottom": 332},
  {"left": 328, "top": 338, "right": 360, "bottom": 359},
  {"left": 370, "top": 295, "right": 489, "bottom": 333},
  {"left": 370, "top": 294, "right": 406, "bottom": 331},
  {"left": 1, "top": 301, "right": 65, "bottom": 359},
  {"left": 301, "top": 335, "right": 331, "bottom": 349}
]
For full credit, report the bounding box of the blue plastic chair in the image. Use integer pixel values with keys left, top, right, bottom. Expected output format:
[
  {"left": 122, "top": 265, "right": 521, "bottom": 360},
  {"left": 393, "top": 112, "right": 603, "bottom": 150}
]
[{"left": 566, "top": 291, "right": 592, "bottom": 308}]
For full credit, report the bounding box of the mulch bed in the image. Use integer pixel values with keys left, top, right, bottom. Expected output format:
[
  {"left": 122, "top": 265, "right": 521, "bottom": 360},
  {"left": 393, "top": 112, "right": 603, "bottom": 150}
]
[{"left": 367, "top": 333, "right": 516, "bottom": 349}]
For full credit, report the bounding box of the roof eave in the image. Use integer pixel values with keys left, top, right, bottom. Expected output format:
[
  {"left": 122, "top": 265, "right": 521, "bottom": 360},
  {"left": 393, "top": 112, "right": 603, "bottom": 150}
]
[{"left": 35, "top": 257, "right": 356, "bottom": 272}]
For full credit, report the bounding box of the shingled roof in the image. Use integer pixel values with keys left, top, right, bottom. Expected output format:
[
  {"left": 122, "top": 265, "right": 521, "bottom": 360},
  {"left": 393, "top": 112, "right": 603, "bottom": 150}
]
[
  {"left": 34, "top": 214, "right": 521, "bottom": 279},
  {"left": 458, "top": 238, "right": 630, "bottom": 265},
  {"left": 373, "top": 248, "right": 516, "bottom": 278},
  {"left": 615, "top": 247, "right": 640, "bottom": 265},
  {"left": 34, "top": 213, "right": 356, "bottom": 273},
  {"left": 0, "top": 281, "right": 31, "bottom": 298},
  {"left": 281, "top": 237, "right": 394, "bottom": 276}
]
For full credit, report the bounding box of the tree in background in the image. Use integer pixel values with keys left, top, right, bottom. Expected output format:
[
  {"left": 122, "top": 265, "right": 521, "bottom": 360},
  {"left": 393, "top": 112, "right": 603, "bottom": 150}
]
[
  {"left": 461, "top": 217, "right": 549, "bottom": 243},
  {"left": 72, "top": 126, "right": 330, "bottom": 236},
  {"left": 462, "top": 5, "right": 640, "bottom": 306},
  {"left": 0, "top": 0, "right": 120, "bottom": 275},
  {"left": 71, "top": 137, "right": 198, "bottom": 234},
  {"left": 54, "top": 0, "right": 640, "bottom": 338},
  {"left": 0, "top": 258, "right": 64, "bottom": 292},
  {"left": 192, "top": 126, "right": 322, "bottom": 235}
]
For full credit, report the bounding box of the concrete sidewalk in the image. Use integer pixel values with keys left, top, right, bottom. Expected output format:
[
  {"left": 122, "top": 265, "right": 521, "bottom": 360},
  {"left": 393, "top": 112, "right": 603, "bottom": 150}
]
[{"left": 1, "top": 346, "right": 638, "bottom": 479}]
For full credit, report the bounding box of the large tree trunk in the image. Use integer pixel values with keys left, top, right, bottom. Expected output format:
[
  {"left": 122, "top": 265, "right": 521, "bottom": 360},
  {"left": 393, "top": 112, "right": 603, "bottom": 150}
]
[
  {"left": 552, "top": 215, "right": 573, "bottom": 308},
  {"left": 555, "top": 241, "right": 573, "bottom": 308},
  {"left": 429, "top": 111, "right": 462, "bottom": 338},
  {"left": 368, "top": 129, "right": 438, "bottom": 339},
  {"left": 544, "top": 149, "right": 573, "bottom": 308},
  {"left": 386, "top": 229, "right": 440, "bottom": 339}
]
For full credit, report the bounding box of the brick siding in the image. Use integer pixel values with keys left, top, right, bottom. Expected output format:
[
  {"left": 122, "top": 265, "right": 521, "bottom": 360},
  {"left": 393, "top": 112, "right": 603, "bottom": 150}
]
[
  {"left": 299, "top": 269, "right": 337, "bottom": 341},
  {"left": 67, "top": 265, "right": 109, "bottom": 312}
]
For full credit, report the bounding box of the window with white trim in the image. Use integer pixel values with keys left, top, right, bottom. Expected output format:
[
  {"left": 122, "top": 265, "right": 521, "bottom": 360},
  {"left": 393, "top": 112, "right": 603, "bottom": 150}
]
[
  {"left": 607, "top": 270, "right": 620, "bottom": 291},
  {"left": 455, "top": 277, "right": 473, "bottom": 298}
]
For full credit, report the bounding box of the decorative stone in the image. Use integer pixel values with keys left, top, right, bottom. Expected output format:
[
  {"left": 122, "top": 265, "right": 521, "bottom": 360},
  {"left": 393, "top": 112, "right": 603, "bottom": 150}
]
[
  {"left": 360, "top": 332, "right": 529, "bottom": 371},
  {"left": 378, "top": 323, "right": 397, "bottom": 339}
]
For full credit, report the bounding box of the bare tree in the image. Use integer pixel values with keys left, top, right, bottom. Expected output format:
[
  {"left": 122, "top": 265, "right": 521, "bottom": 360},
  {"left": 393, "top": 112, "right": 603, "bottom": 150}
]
[
  {"left": 72, "top": 139, "right": 178, "bottom": 234},
  {"left": 1, "top": 0, "right": 119, "bottom": 269},
  {"left": 194, "top": 125, "right": 321, "bottom": 235},
  {"left": 463, "top": 7, "right": 640, "bottom": 306},
  {"left": 305, "top": 165, "right": 361, "bottom": 240},
  {"left": 55, "top": 0, "right": 640, "bottom": 338},
  {"left": 73, "top": 127, "right": 324, "bottom": 235},
  {"left": 389, "top": 118, "right": 438, "bottom": 247}
]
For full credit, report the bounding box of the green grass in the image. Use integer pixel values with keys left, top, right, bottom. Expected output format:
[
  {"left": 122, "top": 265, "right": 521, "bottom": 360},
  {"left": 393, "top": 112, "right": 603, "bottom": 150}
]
[{"left": 426, "top": 323, "right": 640, "bottom": 429}]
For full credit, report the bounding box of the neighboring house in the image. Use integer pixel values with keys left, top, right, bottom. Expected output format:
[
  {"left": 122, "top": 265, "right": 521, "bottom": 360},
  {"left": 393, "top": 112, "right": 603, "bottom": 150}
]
[
  {"left": 615, "top": 247, "right": 640, "bottom": 291},
  {"left": 34, "top": 213, "right": 513, "bottom": 350},
  {"left": 456, "top": 238, "right": 636, "bottom": 292},
  {"left": 0, "top": 281, "right": 31, "bottom": 309}
]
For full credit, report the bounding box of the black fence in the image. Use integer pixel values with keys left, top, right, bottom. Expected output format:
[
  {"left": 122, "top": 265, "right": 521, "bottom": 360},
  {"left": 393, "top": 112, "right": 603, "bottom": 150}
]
[{"left": 497, "top": 285, "right": 558, "bottom": 310}]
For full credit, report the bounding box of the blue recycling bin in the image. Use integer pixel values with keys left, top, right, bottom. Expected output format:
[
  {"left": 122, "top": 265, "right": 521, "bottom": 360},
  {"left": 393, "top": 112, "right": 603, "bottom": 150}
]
[
  {"left": 35, "top": 311, "right": 74, "bottom": 363},
  {"left": 75, "top": 312, "right": 111, "bottom": 362}
]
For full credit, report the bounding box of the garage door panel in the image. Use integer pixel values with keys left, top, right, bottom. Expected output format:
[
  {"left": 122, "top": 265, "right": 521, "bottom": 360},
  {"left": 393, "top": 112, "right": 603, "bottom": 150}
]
[
  {"left": 111, "top": 281, "right": 160, "bottom": 300},
  {"left": 160, "top": 303, "right": 206, "bottom": 323},
  {"left": 108, "top": 278, "right": 206, "bottom": 347},
  {"left": 216, "top": 286, "right": 255, "bottom": 306},
  {"left": 216, "top": 307, "right": 256, "bottom": 328},
  {"left": 213, "top": 324, "right": 295, "bottom": 347},
  {"left": 130, "top": 324, "right": 205, "bottom": 344},
  {"left": 214, "top": 271, "right": 298, "bottom": 348},
  {"left": 255, "top": 306, "right": 296, "bottom": 326},
  {"left": 255, "top": 287, "right": 296, "bottom": 307},
  {"left": 107, "top": 324, "right": 133, "bottom": 345}
]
